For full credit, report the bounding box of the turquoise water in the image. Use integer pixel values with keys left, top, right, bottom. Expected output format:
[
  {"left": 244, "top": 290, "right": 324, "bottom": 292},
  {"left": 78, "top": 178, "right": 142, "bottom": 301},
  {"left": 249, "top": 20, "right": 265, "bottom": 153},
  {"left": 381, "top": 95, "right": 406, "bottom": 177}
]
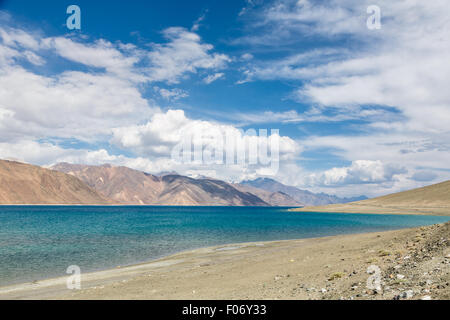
[{"left": 0, "top": 206, "right": 448, "bottom": 286}]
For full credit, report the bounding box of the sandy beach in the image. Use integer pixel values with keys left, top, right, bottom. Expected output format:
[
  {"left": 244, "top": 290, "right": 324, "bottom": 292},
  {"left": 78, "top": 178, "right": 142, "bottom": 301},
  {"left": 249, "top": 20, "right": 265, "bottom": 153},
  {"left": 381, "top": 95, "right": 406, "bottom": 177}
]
[{"left": 1, "top": 222, "right": 448, "bottom": 300}]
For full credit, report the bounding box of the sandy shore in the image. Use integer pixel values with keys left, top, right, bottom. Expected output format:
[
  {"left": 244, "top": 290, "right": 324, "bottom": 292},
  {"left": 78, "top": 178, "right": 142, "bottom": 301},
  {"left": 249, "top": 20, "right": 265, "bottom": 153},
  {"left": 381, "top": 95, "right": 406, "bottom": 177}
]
[
  {"left": 291, "top": 204, "right": 450, "bottom": 216},
  {"left": 1, "top": 222, "right": 448, "bottom": 300}
]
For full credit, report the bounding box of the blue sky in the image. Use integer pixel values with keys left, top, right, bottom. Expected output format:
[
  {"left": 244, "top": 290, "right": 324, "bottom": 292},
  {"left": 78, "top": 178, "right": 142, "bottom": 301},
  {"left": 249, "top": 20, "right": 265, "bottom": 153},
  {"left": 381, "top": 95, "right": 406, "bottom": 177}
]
[{"left": 0, "top": 0, "right": 449, "bottom": 197}]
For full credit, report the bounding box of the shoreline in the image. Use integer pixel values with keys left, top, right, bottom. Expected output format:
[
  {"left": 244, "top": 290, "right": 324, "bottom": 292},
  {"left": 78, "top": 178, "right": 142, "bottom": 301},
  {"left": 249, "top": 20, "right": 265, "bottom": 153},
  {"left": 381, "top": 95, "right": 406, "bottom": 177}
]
[
  {"left": 1, "top": 222, "right": 448, "bottom": 300},
  {"left": 290, "top": 207, "right": 450, "bottom": 217},
  {"left": 291, "top": 203, "right": 450, "bottom": 217}
]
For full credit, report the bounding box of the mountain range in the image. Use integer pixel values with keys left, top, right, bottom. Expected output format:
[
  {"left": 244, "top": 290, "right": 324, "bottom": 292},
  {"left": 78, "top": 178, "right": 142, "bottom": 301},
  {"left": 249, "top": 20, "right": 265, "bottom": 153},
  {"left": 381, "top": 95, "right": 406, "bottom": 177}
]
[
  {"left": 240, "top": 178, "right": 367, "bottom": 206},
  {"left": 0, "top": 159, "right": 367, "bottom": 206},
  {"left": 51, "top": 162, "right": 269, "bottom": 206}
]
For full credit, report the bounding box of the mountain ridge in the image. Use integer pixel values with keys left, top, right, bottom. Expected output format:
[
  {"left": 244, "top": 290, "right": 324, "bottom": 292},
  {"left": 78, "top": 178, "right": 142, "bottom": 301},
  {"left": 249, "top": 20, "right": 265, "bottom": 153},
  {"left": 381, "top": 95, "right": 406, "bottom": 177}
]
[
  {"left": 51, "top": 163, "right": 273, "bottom": 206},
  {"left": 240, "top": 177, "right": 367, "bottom": 206}
]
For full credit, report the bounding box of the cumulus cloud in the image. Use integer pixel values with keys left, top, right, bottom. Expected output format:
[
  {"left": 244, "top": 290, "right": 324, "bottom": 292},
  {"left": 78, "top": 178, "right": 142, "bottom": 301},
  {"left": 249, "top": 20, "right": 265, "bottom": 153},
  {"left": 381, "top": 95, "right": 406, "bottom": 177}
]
[
  {"left": 111, "top": 109, "right": 300, "bottom": 159},
  {"left": 0, "top": 67, "right": 155, "bottom": 142},
  {"left": 308, "top": 160, "right": 407, "bottom": 187},
  {"left": 108, "top": 109, "right": 304, "bottom": 181}
]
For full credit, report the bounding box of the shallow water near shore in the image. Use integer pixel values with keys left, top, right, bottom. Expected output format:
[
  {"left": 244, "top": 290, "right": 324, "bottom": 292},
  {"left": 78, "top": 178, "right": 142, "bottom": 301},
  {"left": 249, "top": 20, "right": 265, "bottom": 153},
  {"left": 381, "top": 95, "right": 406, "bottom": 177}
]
[{"left": 0, "top": 205, "right": 448, "bottom": 286}]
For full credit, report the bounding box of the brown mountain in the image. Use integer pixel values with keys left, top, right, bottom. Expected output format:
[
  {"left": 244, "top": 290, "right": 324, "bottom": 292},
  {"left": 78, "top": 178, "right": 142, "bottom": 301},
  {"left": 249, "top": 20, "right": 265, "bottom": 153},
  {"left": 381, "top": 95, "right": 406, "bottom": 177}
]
[
  {"left": 233, "top": 184, "right": 303, "bottom": 207},
  {"left": 293, "top": 180, "right": 450, "bottom": 216},
  {"left": 0, "top": 160, "right": 111, "bottom": 204},
  {"left": 240, "top": 178, "right": 367, "bottom": 206},
  {"left": 51, "top": 163, "right": 270, "bottom": 206}
]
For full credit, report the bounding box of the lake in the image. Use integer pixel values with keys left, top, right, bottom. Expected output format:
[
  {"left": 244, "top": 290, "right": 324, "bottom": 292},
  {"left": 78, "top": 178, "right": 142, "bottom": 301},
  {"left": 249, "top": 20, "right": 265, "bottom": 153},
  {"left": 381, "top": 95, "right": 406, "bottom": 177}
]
[{"left": 0, "top": 206, "right": 448, "bottom": 286}]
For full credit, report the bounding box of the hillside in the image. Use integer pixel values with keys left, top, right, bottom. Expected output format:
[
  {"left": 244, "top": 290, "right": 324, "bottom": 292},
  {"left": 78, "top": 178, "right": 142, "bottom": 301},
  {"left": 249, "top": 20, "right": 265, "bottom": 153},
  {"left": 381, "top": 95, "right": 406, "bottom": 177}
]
[
  {"left": 293, "top": 180, "right": 450, "bottom": 216},
  {"left": 52, "top": 163, "right": 270, "bottom": 206},
  {"left": 0, "top": 160, "right": 111, "bottom": 204}
]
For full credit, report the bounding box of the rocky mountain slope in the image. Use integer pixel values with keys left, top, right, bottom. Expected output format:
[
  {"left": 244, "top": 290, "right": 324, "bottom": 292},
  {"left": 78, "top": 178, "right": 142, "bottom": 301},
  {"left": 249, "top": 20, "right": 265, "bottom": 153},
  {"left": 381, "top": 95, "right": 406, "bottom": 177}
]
[
  {"left": 0, "top": 160, "right": 111, "bottom": 204},
  {"left": 240, "top": 178, "right": 366, "bottom": 206},
  {"left": 233, "top": 183, "right": 303, "bottom": 207},
  {"left": 52, "top": 163, "right": 271, "bottom": 206}
]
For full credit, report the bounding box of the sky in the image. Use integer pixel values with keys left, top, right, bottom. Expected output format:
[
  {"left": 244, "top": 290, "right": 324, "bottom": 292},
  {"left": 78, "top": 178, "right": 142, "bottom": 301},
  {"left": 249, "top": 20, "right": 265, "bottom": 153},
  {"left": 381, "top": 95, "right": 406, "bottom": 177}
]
[{"left": 0, "top": 0, "right": 449, "bottom": 198}]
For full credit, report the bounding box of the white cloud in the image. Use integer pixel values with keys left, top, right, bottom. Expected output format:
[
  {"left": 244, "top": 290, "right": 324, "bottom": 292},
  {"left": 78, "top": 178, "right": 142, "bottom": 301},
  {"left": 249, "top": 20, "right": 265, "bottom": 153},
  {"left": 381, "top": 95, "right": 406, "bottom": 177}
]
[
  {"left": 112, "top": 109, "right": 299, "bottom": 156},
  {"left": 203, "top": 72, "right": 224, "bottom": 84},
  {"left": 110, "top": 109, "right": 301, "bottom": 181},
  {"left": 308, "top": 160, "right": 407, "bottom": 187},
  {"left": 0, "top": 27, "right": 40, "bottom": 50},
  {"left": 297, "top": 131, "right": 450, "bottom": 196},
  {"left": 41, "top": 36, "right": 144, "bottom": 82},
  {"left": 1, "top": 25, "right": 230, "bottom": 85},
  {"left": 0, "top": 67, "right": 156, "bottom": 142},
  {"left": 154, "top": 87, "right": 188, "bottom": 101},
  {"left": 146, "top": 27, "right": 230, "bottom": 84},
  {"left": 240, "top": 53, "right": 254, "bottom": 61}
]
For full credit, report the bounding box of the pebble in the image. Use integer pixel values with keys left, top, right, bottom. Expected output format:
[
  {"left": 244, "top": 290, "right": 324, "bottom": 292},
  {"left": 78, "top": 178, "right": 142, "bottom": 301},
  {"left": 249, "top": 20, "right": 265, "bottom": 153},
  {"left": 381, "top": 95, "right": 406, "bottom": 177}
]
[
  {"left": 421, "top": 295, "right": 432, "bottom": 300},
  {"left": 397, "top": 274, "right": 405, "bottom": 280},
  {"left": 402, "top": 290, "right": 414, "bottom": 299},
  {"left": 321, "top": 288, "right": 327, "bottom": 293}
]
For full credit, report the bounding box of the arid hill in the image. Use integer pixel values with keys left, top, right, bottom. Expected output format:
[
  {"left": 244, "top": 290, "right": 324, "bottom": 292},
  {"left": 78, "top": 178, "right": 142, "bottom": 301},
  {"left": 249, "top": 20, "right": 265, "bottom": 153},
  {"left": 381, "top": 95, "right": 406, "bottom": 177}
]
[
  {"left": 0, "top": 160, "right": 111, "bottom": 204},
  {"left": 293, "top": 180, "right": 450, "bottom": 216},
  {"left": 52, "top": 163, "right": 270, "bottom": 206}
]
